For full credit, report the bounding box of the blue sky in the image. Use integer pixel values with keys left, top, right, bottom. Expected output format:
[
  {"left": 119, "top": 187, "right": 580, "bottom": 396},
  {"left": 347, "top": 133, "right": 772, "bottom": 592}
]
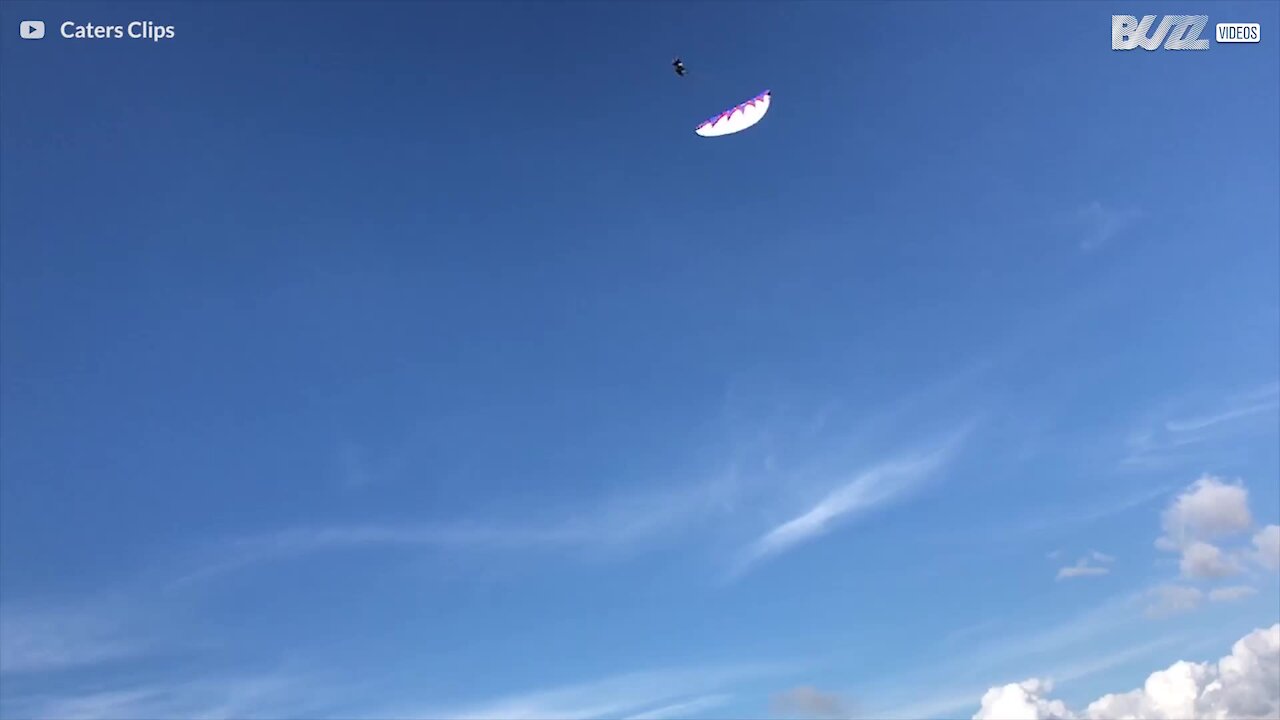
[{"left": 1, "top": 1, "right": 1278, "bottom": 718}]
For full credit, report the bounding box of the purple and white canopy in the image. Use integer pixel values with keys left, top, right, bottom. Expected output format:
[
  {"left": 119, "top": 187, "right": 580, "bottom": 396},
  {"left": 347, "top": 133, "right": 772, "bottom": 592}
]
[{"left": 695, "top": 90, "right": 771, "bottom": 138}]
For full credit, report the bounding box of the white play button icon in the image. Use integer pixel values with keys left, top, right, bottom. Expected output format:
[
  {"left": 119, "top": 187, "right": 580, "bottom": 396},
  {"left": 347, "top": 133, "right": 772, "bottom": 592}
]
[{"left": 21, "top": 20, "right": 45, "bottom": 39}]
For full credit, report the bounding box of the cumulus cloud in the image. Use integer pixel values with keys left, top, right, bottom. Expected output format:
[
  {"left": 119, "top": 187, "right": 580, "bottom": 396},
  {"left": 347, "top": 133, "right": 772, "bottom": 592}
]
[
  {"left": 1179, "top": 541, "right": 1240, "bottom": 579},
  {"left": 1208, "top": 586, "right": 1257, "bottom": 603},
  {"left": 1057, "top": 561, "right": 1109, "bottom": 581},
  {"left": 972, "top": 624, "right": 1280, "bottom": 720},
  {"left": 1154, "top": 476, "right": 1258, "bottom": 581},
  {"left": 1157, "top": 476, "right": 1253, "bottom": 549},
  {"left": 1056, "top": 551, "right": 1115, "bottom": 580},
  {"left": 1057, "top": 566, "right": 1108, "bottom": 580},
  {"left": 1253, "top": 525, "right": 1280, "bottom": 572},
  {"left": 1144, "top": 585, "right": 1204, "bottom": 619},
  {"left": 771, "top": 686, "right": 852, "bottom": 719},
  {"left": 974, "top": 679, "right": 1073, "bottom": 720}
]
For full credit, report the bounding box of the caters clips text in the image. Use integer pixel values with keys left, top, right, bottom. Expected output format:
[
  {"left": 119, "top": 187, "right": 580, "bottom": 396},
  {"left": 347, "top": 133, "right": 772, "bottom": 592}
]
[{"left": 61, "top": 21, "right": 176, "bottom": 41}]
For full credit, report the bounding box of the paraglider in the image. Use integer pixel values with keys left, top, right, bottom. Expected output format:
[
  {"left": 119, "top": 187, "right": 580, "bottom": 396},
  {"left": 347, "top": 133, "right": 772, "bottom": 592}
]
[
  {"left": 695, "top": 90, "right": 771, "bottom": 137},
  {"left": 668, "top": 56, "right": 770, "bottom": 137}
]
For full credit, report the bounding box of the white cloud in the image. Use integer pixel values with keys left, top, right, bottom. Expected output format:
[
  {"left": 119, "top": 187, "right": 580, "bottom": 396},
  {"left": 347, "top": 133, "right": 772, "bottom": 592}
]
[
  {"left": 0, "top": 603, "right": 141, "bottom": 675},
  {"left": 1057, "top": 563, "right": 1109, "bottom": 581},
  {"left": 876, "top": 637, "right": 1181, "bottom": 720},
  {"left": 175, "top": 470, "right": 742, "bottom": 588},
  {"left": 971, "top": 624, "right": 1280, "bottom": 720},
  {"left": 742, "top": 459, "right": 912, "bottom": 561},
  {"left": 1057, "top": 566, "right": 1109, "bottom": 580},
  {"left": 1124, "top": 384, "right": 1278, "bottom": 468},
  {"left": 1208, "top": 586, "right": 1257, "bottom": 603},
  {"left": 624, "top": 695, "right": 732, "bottom": 720},
  {"left": 1075, "top": 201, "right": 1141, "bottom": 251},
  {"left": 1045, "top": 639, "right": 1189, "bottom": 689},
  {"left": 1086, "top": 624, "right": 1280, "bottom": 719},
  {"left": 771, "top": 686, "right": 852, "bottom": 719},
  {"left": 894, "top": 469, "right": 1268, "bottom": 719},
  {"left": 1164, "top": 401, "right": 1279, "bottom": 433},
  {"left": 1011, "top": 486, "right": 1172, "bottom": 537},
  {"left": 1158, "top": 476, "right": 1253, "bottom": 548},
  {"left": 184, "top": 415, "right": 975, "bottom": 587},
  {"left": 1164, "top": 382, "right": 1279, "bottom": 434},
  {"left": 1154, "top": 476, "right": 1256, "bottom": 581},
  {"left": 1056, "top": 552, "right": 1115, "bottom": 581},
  {"left": 968, "top": 590, "right": 1148, "bottom": 673},
  {"left": 1144, "top": 585, "right": 1204, "bottom": 619},
  {"left": 867, "top": 593, "right": 1185, "bottom": 720},
  {"left": 1253, "top": 525, "right": 1280, "bottom": 572},
  {"left": 415, "top": 664, "right": 784, "bottom": 720},
  {"left": 1, "top": 673, "right": 331, "bottom": 720},
  {"left": 734, "top": 432, "right": 968, "bottom": 575},
  {"left": 337, "top": 441, "right": 374, "bottom": 489},
  {"left": 1244, "top": 380, "right": 1280, "bottom": 400},
  {"left": 974, "top": 679, "right": 1073, "bottom": 720},
  {"left": 1179, "top": 540, "right": 1240, "bottom": 579}
]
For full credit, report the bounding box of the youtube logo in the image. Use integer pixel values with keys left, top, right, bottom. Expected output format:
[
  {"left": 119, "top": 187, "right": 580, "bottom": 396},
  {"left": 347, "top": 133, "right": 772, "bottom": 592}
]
[{"left": 20, "top": 20, "right": 45, "bottom": 39}]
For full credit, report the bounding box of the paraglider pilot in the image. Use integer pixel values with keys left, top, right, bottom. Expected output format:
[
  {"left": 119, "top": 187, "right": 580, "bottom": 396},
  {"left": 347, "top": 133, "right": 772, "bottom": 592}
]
[{"left": 672, "top": 58, "right": 686, "bottom": 77}]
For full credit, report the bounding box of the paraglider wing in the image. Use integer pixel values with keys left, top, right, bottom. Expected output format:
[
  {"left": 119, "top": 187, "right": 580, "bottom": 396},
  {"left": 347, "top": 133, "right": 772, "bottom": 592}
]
[{"left": 695, "top": 90, "right": 770, "bottom": 137}]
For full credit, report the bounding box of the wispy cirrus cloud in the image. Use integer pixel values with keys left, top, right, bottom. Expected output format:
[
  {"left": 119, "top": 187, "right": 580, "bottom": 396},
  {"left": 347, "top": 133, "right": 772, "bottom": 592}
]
[
  {"left": 960, "top": 588, "right": 1150, "bottom": 673},
  {"left": 1164, "top": 401, "right": 1279, "bottom": 433},
  {"left": 0, "top": 601, "right": 144, "bottom": 676},
  {"left": 1209, "top": 585, "right": 1258, "bottom": 603},
  {"left": 172, "top": 469, "right": 741, "bottom": 588},
  {"left": 179, "top": 391, "right": 982, "bottom": 588},
  {"left": 730, "top": 426, "right": 973, "bottom": 577},
  {"left": 1074, "top": 201, "right": 1142, "bottom": 251},
  {"left": 337, "top": 440, "right": 375, "bottom": 489},
  {"left": 624, "top": 694, "right": 733, "bottom": 720},
  {"left": 1125, "top": 381, "right": 1279, "bottom": 469},
  {"left": 0, "top": 599, "right": 348, "bottom": 720},
  {"left": 394, "top": 664, "right": 785, "bottom": 720},
  {"left": 1144, "top": 584, "right": 1205, "bottom": 619},
  {"left": 995, "top": 485, "right": 1173, "bottom": 541},
  {"left": 1, "top": 672, "right": 337, "bottom": 720},
  {"left": 1164, "top": 380, "right": 1279, "bottom": 433}
]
